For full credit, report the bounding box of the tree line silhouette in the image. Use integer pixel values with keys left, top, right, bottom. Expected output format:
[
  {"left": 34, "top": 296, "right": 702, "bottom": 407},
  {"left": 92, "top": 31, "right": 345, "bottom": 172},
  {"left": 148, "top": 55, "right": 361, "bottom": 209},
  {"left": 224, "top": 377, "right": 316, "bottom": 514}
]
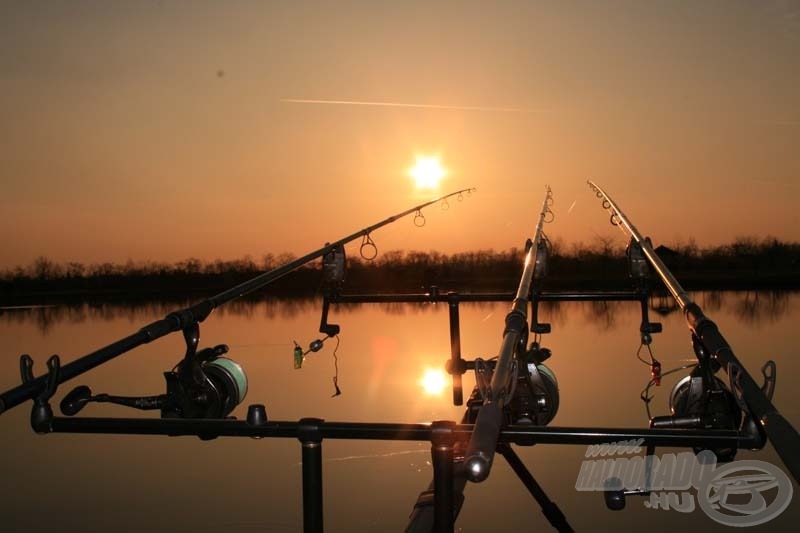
[{"left": 2, "top": 236, "right": 799, "bottom": 302}]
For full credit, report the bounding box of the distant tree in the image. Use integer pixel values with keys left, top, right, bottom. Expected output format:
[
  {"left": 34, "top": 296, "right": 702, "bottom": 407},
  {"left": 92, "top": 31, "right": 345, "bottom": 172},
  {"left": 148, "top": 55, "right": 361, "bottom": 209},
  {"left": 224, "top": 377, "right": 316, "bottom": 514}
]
[
  {"left": 262, "top": 253, "right": 277, "bottom": 271},
  {"left": 65, "top": 262, "right": 86, "bottom": 278},
  {"left": 32, "top": 256, "right": 60, "bottom": 280}
]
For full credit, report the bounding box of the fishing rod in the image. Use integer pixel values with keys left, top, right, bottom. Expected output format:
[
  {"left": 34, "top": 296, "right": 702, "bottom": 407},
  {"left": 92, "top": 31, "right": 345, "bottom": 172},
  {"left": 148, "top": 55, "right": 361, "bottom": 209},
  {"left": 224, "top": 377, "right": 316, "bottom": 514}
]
[
  {"left": 0, "top": 188, "right": 476, "bottom": 416},
  {"left": 587, "top": 180, "right": 800, "bottom": 483},
  {"left": 463, "top": 186, "right": 555, "bottom": 483},
  {"left": 6, "top": 182, "right": 785, "bottom": 532}
]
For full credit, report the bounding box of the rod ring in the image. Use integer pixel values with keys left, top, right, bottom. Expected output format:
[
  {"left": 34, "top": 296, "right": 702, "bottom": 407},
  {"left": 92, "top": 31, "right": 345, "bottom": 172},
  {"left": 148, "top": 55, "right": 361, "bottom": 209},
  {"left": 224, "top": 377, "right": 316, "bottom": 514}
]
[
  {"left": 602, "top": 200, "right": 610, "bottom": 209},
  {"left": 413, "top": 210, "right": 426, "bottom": 227},
  {"left": 360, "top": 234, "right": 378, "bottom": 260},
  {"left": 441, "top": 199, "right": 450, "bottom": 211}
]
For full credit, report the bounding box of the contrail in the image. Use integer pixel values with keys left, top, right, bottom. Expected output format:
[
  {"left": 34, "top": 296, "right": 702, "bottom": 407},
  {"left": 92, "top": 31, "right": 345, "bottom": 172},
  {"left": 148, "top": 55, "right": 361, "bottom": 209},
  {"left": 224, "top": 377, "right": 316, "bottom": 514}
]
[
  {"left": 757, "top": 120, "right": 800, "bottom": 126},
  {"left": 282, "top": 98, "right": 543, "bottom": 114}
]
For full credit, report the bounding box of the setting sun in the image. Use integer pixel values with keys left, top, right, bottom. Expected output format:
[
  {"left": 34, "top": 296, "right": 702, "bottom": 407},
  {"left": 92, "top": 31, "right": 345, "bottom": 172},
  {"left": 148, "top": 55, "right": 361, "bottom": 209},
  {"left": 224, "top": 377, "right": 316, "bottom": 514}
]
[
  {"left": 420, "top": 368, "right": 447, "bottom": 395},
  {"left": 409, "top": 156, "right": 446, "bottom": 190}
]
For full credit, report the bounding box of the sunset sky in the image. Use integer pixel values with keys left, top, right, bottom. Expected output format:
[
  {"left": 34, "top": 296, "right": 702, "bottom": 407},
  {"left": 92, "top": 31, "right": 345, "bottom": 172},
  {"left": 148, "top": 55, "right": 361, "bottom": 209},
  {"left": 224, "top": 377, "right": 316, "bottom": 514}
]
[{"left": 2, "top": 1, "right": 798, "bottom": 270}]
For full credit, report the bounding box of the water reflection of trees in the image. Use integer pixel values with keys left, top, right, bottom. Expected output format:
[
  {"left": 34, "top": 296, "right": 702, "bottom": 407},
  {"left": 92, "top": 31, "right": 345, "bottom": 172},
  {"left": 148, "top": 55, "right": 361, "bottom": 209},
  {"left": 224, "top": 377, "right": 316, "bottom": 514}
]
[
  {"left": 698, "top": 291, "right": 724, "bottom": 313},
  {"left": 731, "top": 291, "right": 790, "bottom": 325},
  {"left": 537, "top": 301, "right": 568, "bottom": 330},
  {"left": 645, "top": 291, "right": 793, "bottom": 327},
  {"left": 0, "top": 298, "right": 318, "bottom": 336},
  {"left": 2, "top": 291, "right": 795, "bottom": 335},
  {"left": 584, "top": 300, "right": 625, "bottom": 331}
]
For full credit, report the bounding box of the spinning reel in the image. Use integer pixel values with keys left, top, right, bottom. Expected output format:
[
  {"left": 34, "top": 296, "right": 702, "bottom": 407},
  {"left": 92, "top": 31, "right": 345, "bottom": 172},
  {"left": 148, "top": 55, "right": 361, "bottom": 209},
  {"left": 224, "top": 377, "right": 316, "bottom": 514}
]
[
  {"left": 465, "top": 316, "right": 560, "bottom": 431},
  {"left": 60, "top": 322, "right": 248, "bottom": 421},
  {"left": 649, "top": 336, "right": 774, "bottom": 461},
  {"left": 509, "top": 338, "right": 559, "bottom": 427}
]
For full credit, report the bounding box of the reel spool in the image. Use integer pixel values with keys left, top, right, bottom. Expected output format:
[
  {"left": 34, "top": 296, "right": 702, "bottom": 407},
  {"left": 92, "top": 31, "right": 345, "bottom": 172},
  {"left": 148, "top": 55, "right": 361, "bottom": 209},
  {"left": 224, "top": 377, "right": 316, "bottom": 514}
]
[
  {"left": 511, "top": 349, "right": 560, "bottom": 428},
  {"left": 527, "top": 362, "right": 559, "bottom": 426},
  {"left": 163, "top": 345, "right": 248, "bottom": 420},
  {"left": 201, "top": 357, "right": 248, "bottom": 417}
]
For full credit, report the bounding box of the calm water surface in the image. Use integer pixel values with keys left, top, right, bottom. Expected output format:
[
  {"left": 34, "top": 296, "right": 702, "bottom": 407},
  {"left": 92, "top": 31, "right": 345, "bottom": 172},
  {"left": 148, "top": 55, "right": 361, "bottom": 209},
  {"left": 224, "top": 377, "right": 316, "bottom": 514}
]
[{"left": 1, "top": 292, "right": 798, "bottom": 532}]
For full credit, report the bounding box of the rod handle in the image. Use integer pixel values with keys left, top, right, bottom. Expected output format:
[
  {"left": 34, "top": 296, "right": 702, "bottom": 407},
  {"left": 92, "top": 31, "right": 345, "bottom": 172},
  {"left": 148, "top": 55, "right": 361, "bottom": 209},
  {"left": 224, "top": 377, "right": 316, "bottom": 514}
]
[
  {"left": 762, "top": 411, "right": 800, "bottom": 483},
  {"left": 464, "top": 402, "right": 503, "bottom": 482}
]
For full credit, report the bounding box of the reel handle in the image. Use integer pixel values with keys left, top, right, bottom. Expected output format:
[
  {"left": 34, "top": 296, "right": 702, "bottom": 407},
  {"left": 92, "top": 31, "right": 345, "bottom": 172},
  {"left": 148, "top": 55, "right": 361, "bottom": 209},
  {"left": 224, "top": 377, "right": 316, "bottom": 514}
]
[{"left": 60, "top": 385, "right": 166, "bottom": 416}]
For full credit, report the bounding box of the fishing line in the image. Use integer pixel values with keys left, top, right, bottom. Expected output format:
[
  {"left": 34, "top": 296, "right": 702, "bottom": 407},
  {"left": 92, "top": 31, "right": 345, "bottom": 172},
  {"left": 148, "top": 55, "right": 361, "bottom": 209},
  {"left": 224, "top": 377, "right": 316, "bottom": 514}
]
[
  {"left": 639, "top": 362, "right": 698, "bottom": 420},
  {"left": 635, "top": 341, "right": 657, "bottom": 367},
  {"left": 331, "top": 334, "right": 342, "bottom": 397},
  {"left": 294, "top": 448, "right": 428, "bottom": 467},
  {"left": 228, "top": 342, "right": 294, "bottom": 348}
]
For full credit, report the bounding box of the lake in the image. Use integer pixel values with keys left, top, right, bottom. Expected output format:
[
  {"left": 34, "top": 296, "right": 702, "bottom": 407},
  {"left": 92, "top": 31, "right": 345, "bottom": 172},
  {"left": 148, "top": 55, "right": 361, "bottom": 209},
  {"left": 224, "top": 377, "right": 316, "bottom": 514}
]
[{"left": 1, "top": 291, "right": 798, "bottom": 531}]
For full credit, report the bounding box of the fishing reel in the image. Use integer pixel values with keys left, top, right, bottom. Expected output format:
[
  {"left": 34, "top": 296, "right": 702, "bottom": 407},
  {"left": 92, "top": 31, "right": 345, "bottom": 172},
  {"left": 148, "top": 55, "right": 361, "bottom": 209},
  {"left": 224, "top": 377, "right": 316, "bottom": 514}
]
[
  {"left": 513, "top": 316, "right": 560, "bottom": 427},
  {"left": 511, "top": 340, "right": 559, "bottom": 427},
  {"left": 160, "top": 343, "right": 248, "bottom": 419},
  {"left": 648, "top": 336, "right": 775, "bottom": 461},
  {"left": 651, "top": 368, "right": 742, "bottom": 461},
  {"left": 467, "top": 337, "right": 559, "bottom": 431},
  {"left": 60, "top": 323, "right": 248, "bottom": 420}
]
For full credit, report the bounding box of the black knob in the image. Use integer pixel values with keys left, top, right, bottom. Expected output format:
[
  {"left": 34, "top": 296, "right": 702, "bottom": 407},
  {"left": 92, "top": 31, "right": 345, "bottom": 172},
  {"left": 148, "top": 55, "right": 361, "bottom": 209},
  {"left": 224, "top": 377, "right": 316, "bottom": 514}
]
[
  {"left": 603, "top": 477, "right": 626, "bottom": 511},
  {"left": 60, "top": 385, "right": 93, "bottom": 416},
  {"left": 247, "top": 404, "right": 268, "bottom": 426}
]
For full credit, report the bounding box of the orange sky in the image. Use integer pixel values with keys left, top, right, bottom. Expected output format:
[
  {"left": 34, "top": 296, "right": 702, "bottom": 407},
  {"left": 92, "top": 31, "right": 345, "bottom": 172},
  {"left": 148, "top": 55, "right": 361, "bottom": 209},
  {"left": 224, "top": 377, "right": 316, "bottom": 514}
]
[{"left": 1, "top": 1, "right": 798, "bottom": 269}]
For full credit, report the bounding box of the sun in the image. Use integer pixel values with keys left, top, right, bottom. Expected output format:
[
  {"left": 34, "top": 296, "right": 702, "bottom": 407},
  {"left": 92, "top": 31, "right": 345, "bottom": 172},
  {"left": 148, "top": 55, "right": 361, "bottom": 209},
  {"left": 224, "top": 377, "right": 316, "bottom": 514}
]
[
  {"left": 420, "top": 368, "right": 447, "bottom": 396},
  {"left": 409, "top": 156, "right": 446, "bottom": 190}
]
